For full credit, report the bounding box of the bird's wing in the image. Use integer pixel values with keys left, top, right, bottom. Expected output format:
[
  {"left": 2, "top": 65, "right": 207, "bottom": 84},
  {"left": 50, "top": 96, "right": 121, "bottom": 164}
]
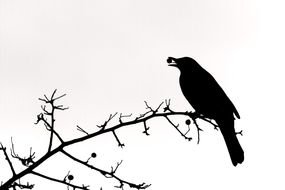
[{"left": 200, "top": 69, "right": 240, "bottom": 119}]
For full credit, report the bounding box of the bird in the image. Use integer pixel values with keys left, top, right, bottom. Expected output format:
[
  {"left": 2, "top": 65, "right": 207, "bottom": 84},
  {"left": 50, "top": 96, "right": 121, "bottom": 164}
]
[{"left": 167, "top": 56, "right": 244, "bottom": 166}]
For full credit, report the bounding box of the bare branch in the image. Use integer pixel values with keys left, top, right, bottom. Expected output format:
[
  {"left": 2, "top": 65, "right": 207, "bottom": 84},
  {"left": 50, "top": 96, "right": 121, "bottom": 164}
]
[
  {"left": 54, "top": 105, "right": 69, "bottom": 111},
  {"left": 119, "top": 113, "right": 132, "bottom": 124},
  {"left": 53, "top": 93, "right": 67, "bottom": 102},
  {"left": 11, "top": 181, "right": 34, "bottom": 189},
  {"left": 112, "top": 131, "right": 125, "bottom": 148},
  {"left": 77, "top": 125, "right": 89, "bottom": 135},
  {"left": 61, "top": 150, "right": 150, "bottom": 190},
  {"left": 200, "top": 117, "right": 219, "bottom": 130},
  {"left": 191, "top": 117, "right": 203, "bottom": 144},
  {"left": 144, "top": 101, "right": 163, "bottom": 115},
  {"left": 51, "top": 89, "right": 57, "bottom": 100},
  {"left": 97, "top": 113, "right": 118, "bottom": 130},
  {"left": 110, "top": 160, "right": 123, "bottom": 175},
  {"left": 35, "top": 114, "right": 64, "bottom": 143},
  {"left": 10, "top": 138, "right": 35, "bottom": 167},
  {"left": 41, "top": 105, "right": 51, "bottom": 115},
  {"left": 163, "top": 99, "right": 174, "bottom": 113},
  {"left": 31, "top": 171, "right": 88, "bottom": 190},
  {"left": 37, "top": 90, "right": 67, "bottom": 152},
  {"left": 164, "top": 116, "right": 192, "bottom": 141},
  {"left": 1, "top": 91, "right": 231, "bottom": 190},
  {"left": 0, "top": 143, "right": 16, "bottom": 176},
  {"left": 142, "top": 121, "right": 150, "bottom": 136}
]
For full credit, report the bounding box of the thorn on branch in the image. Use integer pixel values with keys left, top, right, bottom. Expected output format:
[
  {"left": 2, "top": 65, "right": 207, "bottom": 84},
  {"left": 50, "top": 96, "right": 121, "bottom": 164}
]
[{"left": 236, "top": 130, "right": 243, "bottom": 136}]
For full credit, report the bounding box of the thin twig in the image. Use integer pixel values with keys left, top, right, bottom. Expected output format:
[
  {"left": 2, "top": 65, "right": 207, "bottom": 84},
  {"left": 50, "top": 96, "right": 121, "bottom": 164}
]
[
  {"left": 61, "top": 150, "right": 150, "bottom": 189},
  {"left": 0, "top": 143, "right": 16, "bottom": 176},
  {"left": 97, "top": 113, "right": 118, "bottom": 130},
  {"left": 10, "top": 138, "right": 35, "bottom": 167},
  {"left": 164, "top": 116, "right": 192, "bottom": 141},
  {"left": 142, "top": 121, "right": 150, "bottom": 136},
  {"left": 31, "top": 171, "right": 89, "bottom": 190},
  {"left": 112, "top": 131, "right": 125, "bottom": 148},
  {"left": 77, "top": 125, "right": 89, "bottom": 135},
  {"left": 1, "top": 96, "right": 226, "bottom": 190},
  {"left": 192, "top": 118, "right": 203, "bottom": 144}
]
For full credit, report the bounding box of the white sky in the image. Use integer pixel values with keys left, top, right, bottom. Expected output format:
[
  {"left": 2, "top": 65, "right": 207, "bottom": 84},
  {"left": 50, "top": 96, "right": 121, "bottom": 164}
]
[{"left": 0, "top": 0, "right": 285, "bottom": 189}]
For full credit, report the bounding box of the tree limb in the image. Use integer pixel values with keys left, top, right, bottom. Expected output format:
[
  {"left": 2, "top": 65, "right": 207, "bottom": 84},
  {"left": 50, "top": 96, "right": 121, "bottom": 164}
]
[{"left": 0, "top": 93, "right": 222, "bottom": 190}]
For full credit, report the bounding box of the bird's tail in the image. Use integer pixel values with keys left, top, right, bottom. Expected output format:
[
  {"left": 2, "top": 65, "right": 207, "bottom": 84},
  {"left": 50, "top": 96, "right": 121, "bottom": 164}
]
[{"left": 216, "top": 117, "right": 244, "bottom": 166}]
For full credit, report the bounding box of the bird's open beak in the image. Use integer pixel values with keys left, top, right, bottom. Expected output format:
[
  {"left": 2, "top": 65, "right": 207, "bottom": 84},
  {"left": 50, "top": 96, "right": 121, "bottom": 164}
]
[{"left": 167, "top": 57, "right": 177, "bottom": 67}]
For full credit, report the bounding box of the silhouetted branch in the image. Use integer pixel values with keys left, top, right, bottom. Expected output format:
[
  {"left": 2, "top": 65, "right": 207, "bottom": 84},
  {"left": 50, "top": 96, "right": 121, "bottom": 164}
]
[
  {"left": 201, "top": 118, "right": 219, "bottom": 130},
  {"left": 77, "top": 125, "right": 89, "bottom": 135},
  {"left": 142, "top": 121, "right": 150, "bottom": 136},
  {"left": 192, "top": 117, "right": 203, "bottom": 144},
  {"left": 11, "top": 138, "right": 35, "bottom": 167},
  {"left": 112, "top": 131, "right": 125, "bottom": 148},
  {"left": 96, "top": 113, "right": 118, "bottom": 130},
  {"left": 119, "top": 113, "right": 132, "bottom": 124},
  {"left": 164, "top": 116, "right": 192, "bottom": 141},
  {"left": 35, "top": 112, "right": 64, "bottom": 143},
  {"left": 0, "top": 143, "right": 16, "bottom": 176},
  {"left": 110, "top": 160, "right": 123, "bottom": 175},
  {"left": 236, "top": 130, "right": 243, "bottom": 136},
  {"left": 39, "top": 89, "right": 68, "bottom": 153},
  {"left": 11, "top": 181, "right": 34, "bottom": 189},
  {"left": 0, "top": 91, "right": 222, "bottom": 190},
  {"left": 163, "top": 99, "right": 174, "bottom": 113},
  {"left": 144, "top": 101, "right": 163, "bottom": 115},
  {"left": 61, "top": 150, "right": 150, "bottom": 190},
  {"left": 31, "top": 171, "right": 88, "bottom": 190}
]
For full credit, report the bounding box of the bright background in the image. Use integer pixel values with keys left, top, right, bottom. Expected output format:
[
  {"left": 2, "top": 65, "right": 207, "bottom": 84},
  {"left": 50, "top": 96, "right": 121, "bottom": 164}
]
[{"left": 0, "top": 0, "right": 284, "bottom": 189}]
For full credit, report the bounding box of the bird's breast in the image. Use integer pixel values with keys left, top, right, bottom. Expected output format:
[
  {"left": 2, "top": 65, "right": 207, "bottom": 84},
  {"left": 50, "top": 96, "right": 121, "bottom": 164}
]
[{"left": 179, "top": 73, "right": 215, "bottom": 117}]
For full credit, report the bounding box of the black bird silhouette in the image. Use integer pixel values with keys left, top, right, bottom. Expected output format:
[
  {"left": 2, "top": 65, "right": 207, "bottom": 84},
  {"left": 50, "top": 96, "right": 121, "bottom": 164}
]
[{"left": 167, "top": 57, "right": 244, "bottom": 166}]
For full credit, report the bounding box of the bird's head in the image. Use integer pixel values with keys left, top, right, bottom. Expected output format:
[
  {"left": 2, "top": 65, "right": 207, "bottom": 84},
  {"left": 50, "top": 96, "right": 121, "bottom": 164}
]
[{"left": 167, "top": 57, "right": 198, "bottom": 71}]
